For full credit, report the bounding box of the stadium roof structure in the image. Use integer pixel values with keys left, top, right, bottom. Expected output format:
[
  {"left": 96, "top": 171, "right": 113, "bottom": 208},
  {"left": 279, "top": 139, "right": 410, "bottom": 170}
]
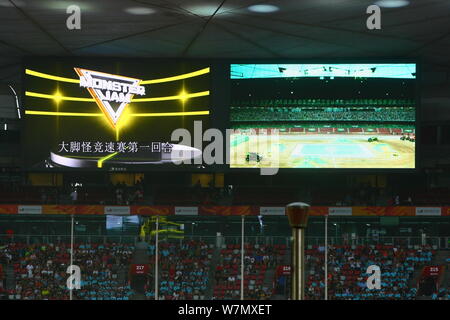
[{"left": 0, "top": 0, "right": 450, "bottom": 84}]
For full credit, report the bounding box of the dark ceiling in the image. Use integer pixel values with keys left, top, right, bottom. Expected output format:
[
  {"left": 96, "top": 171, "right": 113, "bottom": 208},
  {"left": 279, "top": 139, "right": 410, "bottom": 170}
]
[{"left": 0, "top": 0, "right": 449, "bottom": 84}]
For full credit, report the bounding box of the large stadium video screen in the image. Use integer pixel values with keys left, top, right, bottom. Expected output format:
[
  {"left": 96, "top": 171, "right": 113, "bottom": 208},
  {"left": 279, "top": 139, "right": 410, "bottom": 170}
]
[
  {"left": 23, "top": 58, "right": 210, "bottom": 170},
  {"left": 229, "top": 63, "right": 417, "bottom": 169}
]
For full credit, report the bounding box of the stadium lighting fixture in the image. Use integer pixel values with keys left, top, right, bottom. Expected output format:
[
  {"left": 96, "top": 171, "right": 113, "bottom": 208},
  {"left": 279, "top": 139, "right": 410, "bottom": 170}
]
[
  {"left": 45, "top": 1, "right": 95, "bottom": 11},
  {"left": 248, "top": 4, "right": 279, "bottom": 13},
  {"left": 124, "top": 7, "right": 156, "bottom": 15},
  {"left": 185, "top": 5, "right": 230, "bottom": 16},
  {"left": 375, "top": 0, "right": 410, "bottom": 8}
]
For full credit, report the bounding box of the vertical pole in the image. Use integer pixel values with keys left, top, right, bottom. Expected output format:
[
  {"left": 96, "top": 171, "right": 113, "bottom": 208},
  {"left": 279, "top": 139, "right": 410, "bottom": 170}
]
[
  {"left": 241, "top": 215, "right": 245, "bottom": 300},
  {"left": 291, "top": 228, "right": 305, "bottom": 300},
  {"left": 286, "top": 202, "right": 309, "bottom": 300},
  {"left": 70, "top": 215, "right": 74, "bottom": 301},
  {"left": 155, "top": 216, "right": 159, "bottom": 300},
  {"left": 325, "top": 215, "right": 328, "bottom": 300}
]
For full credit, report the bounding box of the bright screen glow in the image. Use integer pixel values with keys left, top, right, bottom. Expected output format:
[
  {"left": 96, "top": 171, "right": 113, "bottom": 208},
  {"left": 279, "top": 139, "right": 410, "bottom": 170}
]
[
  {"left": 23, "top": 58, "right": 210, "bottom": 170},
  {"left": 229, "top": 63, "right": 417, "bottom": 169}
]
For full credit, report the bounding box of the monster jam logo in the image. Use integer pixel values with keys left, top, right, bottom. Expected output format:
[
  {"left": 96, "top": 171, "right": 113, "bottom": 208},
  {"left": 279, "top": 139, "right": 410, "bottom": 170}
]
[{"left": 75, "top": 68, "right": 146, "bottom": 128}]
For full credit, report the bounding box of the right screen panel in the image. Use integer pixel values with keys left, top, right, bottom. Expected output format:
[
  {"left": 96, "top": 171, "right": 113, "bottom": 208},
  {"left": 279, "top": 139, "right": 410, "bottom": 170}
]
[{"left": 229, "top": 63, "right": 417, "bottom": 169}]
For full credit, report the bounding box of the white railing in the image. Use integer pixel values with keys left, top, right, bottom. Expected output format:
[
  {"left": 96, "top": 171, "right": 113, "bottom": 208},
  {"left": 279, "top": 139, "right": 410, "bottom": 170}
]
[{"left": 0, "top": 234, "right": 449, "bottom": 249}]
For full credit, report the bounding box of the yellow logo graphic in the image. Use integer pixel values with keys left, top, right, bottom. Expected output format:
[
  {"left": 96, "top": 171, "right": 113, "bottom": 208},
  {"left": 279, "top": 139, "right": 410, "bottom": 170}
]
[{"left": 74, "top": 68, "right": 146, "bottom": 128}]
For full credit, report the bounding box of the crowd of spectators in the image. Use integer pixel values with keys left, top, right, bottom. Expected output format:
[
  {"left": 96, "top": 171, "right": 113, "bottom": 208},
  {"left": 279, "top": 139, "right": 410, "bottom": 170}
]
[
  {"left": 316, "top": 183, "right": 396, "bottom": 207},
  {"left": 304, "top": 244, "right": 434, "bottom": 300},
  {"left": 0, "top": 239, "right": 447, "bottom": 300},
  {"left": 230, "top": 184, "right": 450, "bottom": 207},
  {"left": 72, "top": 243, "right": 134, "bottom": 300},
  {"left": 1, "top": 242, "right": 70, "bottom": 299},
  {"left": 313, "top": 184, "right": 450, "bottom": 207},
  {"left": 155, "top": 241, "right": 212, "bottom": 300},
  {"left": 154, "top": 182, "right": 232, "bottom": 206},
  {"left": 0, "top": 178, "right": 147, "bottom": 206},
  {"left": 433, "top": 287, "right": 450, "bottom": 300},
  {"left": 0, "top": 179, "right": 233, "bottom": 206},
  {"left": 230, "top": 106, "right": 415, "bottom": 122},
  {"left": 0, "top": 242, "right": 133, "bottom": 300},
  {"left": 2, "top": 180, "right": 450, "bottom": 207},
  {"left": 113, "top": 178, "right": 145, "bottom": 205},
  {"left": 213, "top": 243, "right": 286, "bottom": 300}
]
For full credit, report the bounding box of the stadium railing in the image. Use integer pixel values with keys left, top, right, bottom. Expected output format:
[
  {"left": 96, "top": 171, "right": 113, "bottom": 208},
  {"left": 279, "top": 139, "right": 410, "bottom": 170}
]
[{"left": 1, "top": 235, "right": 449, "bottom": 249}]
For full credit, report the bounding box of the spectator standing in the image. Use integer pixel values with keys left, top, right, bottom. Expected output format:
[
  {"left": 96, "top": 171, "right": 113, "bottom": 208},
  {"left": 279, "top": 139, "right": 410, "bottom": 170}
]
[{"left": 70, "top": 189, "right": 78, "bottom": 204}]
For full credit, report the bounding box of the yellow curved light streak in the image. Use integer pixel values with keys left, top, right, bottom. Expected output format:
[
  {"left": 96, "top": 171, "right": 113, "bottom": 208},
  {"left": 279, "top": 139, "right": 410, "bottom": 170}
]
[
  {"left": 129, "top": 111, "right": 209, "bottom": 117},
  {"left": 25, "top": 67, "right": 210, "bottom": 84},
  {"left": 132, "top": 91, "right": 209, "bottom": 102},
  {"left": 26, "top": 91, "right": 94, "bottom": 102},
  {"left": 25, "top": 110, "right": 103, "bottom": 116},
  {"left": 25, "top": 69, "right": 80, "bottom": 83},
  {"left": 25, "top": 90, "right": 209, "bottom": 103},
  {"left": 25, "top": 110, "right": 209, "bottom": 117}
]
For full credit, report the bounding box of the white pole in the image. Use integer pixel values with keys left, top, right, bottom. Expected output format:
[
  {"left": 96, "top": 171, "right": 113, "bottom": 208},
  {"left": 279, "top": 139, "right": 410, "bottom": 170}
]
[
  {"left": 155, "top": 216, "right": 159, "bottom": 300},
  {"left": 70, "top": 215, "right": 74, "bottom": 301},
  {"left": 241, "top": 215, "right": 245, "bottom": 300},
  {"left": 325, "top": 215, "right": 328, "bottom": 300}
]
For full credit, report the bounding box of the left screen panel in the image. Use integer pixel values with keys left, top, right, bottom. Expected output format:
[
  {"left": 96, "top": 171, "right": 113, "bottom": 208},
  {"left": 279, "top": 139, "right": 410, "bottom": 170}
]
[{"left": 23, "top": 58, "right": 210, "bottom": 170}]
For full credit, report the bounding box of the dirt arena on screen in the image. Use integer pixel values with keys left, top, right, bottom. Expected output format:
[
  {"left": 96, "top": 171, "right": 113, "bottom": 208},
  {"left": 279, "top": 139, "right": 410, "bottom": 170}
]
[{"left": 230, "top": 133, "right": 415, "bottom": 168}]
